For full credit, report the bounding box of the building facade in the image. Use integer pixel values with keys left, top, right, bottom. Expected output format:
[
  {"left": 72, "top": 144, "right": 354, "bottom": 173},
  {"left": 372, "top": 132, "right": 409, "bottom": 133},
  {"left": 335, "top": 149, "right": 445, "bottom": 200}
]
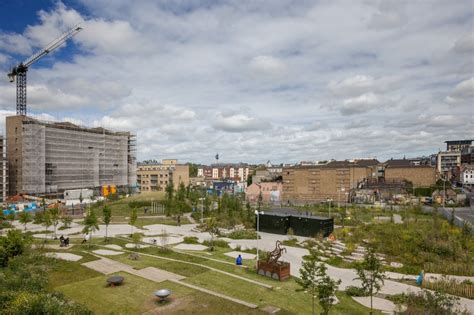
[
  {"left": 137, "top": 160, "right": 189, "bottom": 192},
  {"left": 437, "top": 151, "right": 461, "bottom": 174},
  {"left": 6, "top": 116, "right": 136, "bottom": 195},
  {"left": 198, "top": 164, "right": 250, "bottom": 182},
  {"left": 383, "top": 159, "right": 436, "bottom": 188},
  {"left": 445, "top": 140, "right": 473, "bottom": 152},
  {"left": 461, "top": 165, "right": 474, "bottom": 185},
  {"left": 0, "top": 136, "right": 8, "bottom": 202},
  {"left": 281, "top": 160, "right": 376, "bottom": 205},
  {"left": 246, "top": 182, "right": 282, "bottom": 204}
]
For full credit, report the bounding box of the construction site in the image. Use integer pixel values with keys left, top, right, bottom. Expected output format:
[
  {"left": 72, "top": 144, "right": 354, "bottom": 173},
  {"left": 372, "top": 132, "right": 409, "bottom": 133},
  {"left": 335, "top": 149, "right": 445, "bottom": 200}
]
[{"left": 6, "top": 115, "right": 136, "bottom": 196}]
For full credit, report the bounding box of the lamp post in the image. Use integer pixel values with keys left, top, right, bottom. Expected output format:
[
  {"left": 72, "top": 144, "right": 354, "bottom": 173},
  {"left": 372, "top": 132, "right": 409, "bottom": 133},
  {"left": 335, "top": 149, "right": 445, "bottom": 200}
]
[
  {"left": 327, "top": 198, "right": 333, "bottom": 218},
  {"left": 255, "top": 210, "right": 264, "bottom": 262},
  {"left": 199, "top": 197, "right": 205, "bottom": 224}
]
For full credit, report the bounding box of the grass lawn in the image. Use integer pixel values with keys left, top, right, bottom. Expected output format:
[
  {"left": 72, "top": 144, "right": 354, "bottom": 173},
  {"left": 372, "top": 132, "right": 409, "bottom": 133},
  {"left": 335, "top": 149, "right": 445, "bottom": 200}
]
[
  {"left": 58, "top": 273, "right": 263, "bottom": 315},
  {"left": 47, "top": 258, "right": 102, "bottom": 289}
]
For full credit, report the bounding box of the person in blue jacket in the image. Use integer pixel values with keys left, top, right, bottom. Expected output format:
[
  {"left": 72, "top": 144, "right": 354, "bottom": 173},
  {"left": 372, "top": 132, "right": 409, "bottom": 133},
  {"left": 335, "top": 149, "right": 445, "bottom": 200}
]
[{"left": 236, "top": 254, "right": 243, "bottom": 266}]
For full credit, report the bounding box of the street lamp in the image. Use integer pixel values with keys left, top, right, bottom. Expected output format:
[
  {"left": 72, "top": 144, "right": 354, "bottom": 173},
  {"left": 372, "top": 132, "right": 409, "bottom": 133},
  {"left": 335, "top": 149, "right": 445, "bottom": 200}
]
[
  {"left": 255, "top": 210, "right": 264, "bottom": 262},
  {"left": 198, "top": 197, "right": 205, "bottom": 224},
  {"left": 327, "top": 198, "right": 333, "bottom": 218}
]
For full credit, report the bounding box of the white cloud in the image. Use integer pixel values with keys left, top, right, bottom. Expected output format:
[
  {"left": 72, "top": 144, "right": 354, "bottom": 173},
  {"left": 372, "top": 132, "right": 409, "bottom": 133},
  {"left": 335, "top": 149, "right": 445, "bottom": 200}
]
[
  {"left": 250, "top": 55, "right": 287, "bottom": 75},
  {"left": 452, "top": 33, "right": 474, "bottom": 54},
  {"left": 446, "top": 77, "right": 474, "bottom": 104},
  {"left": 213, "top": 113, "right": 270, "bottom": 132}
]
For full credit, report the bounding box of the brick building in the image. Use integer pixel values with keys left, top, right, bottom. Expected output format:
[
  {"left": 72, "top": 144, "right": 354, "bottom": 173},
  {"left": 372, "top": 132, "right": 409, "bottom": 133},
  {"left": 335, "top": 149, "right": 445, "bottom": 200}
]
[
  {"left": 281, "top": 160, "right": 378, "bottom": 205},
  {"left": 137, "top": 159, "right": 189, "bottom": 192},
  {"left": 383, "top": 159, "right": 436, "bottom": 188},
  {"left": 245, "top": 182, "right": 282, "bottom": 204}
]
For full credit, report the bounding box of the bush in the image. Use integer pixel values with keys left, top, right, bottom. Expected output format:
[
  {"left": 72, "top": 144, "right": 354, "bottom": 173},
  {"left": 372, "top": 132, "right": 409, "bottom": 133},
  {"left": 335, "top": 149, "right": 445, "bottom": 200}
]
[
  {"left": 227, "top": 229, "right": 259, "bottom": 240},
  {"left": 345, "top": 286, "right": 368, "bottom": 297},
  {"left": 183, "top": 236, "right": 199, "bottom": 244},
  {"left": 128, "top": 200, "right": 151, "bottom": 208},
  {"left": 202, "top": 239, "right": 229, "bottom": 248},
  {"left": 282, "top": 239, "right": 299, "bottom": 247}
]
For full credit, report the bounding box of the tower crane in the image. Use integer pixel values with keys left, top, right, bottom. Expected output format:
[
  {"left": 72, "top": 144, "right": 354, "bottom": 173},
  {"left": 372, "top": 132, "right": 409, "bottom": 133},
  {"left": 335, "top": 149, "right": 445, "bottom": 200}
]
[{"left": 7, "top": 25, "right": 82, "bottom": 116}]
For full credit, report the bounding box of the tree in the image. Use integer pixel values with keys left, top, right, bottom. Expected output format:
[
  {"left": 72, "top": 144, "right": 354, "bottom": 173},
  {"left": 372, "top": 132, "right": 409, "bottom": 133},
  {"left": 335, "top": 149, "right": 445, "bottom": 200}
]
[
  {"left": 0, "top": 229, "right": 30, "bottom": 267},
  {"left": 42, "top": 211, "right": 52, "bottom": 246},
  {"left": 102, "top": 205, "right": 112, "bottom": 242},
  {"left": 18, "top": 211, "right": 32, "bottom": 231},
  {"left": 61, "top": 216, "right": 73, "bottom": 229},
  {"left": 449, "top": 208, "right": 455, "bottom": 226},
  {"left": 296, "top": 249, "right": 320, "bottom": 315},
  {"left": 165, "top": 183, "right": 174, "bottom": 216},
  {"left": 129, "top": 208, "right": 137, "bottom": 236},
  {"left": 49, "top": 208, "right": 61, "bottom": 239},
  {"left": 82, "top": 210, "right": 99, "bottom": 248},
  {"left": 6, "top": 212, "right": 15, "bottom": 225},
  {"left": 188, "top": 163, "right": 198, "bottom": 177},
  {"left": 354, "top": 246, "right": 386, "bottom": 315},
  {"left": 204, "top": 217, "right": 219, "bottom": 251},
  {"left": 315, "top": 262, "right": 341, "bottom": 315},
  {"left": 131, "top": 233, "right": 141, "bottom": 249}
]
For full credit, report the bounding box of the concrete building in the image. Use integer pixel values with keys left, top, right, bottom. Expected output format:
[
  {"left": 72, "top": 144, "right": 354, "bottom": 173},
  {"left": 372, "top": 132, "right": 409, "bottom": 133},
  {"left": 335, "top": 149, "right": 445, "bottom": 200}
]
[
  {"left": 437, "top": 151, "right": 461, "bottom": 174},
  {"left": 445, "top": 140, "right": 473, "bottom": 152},
  {"left": 246, "top": 182, "right": 282, "bottom": 205},
  {"left": 383, "top": 159, "right": 436, "bottom": 188},
  {"left": 281, "top": 160, "right": 378, "bottom": 205},
  {"left": 0, "top": 136, "right": 7, "bottom": 202},
  {"left": 461, "top": 165, "right": 474, "bottom": 185},
  {"left": 6, "top": 115, "right": 136, "bottom": 195},
  {"left": 137, "top": 159, "right": 189, "bottom": 192},
  {"left": 198, "top": 164, "right": 250, "bottom": 182}
]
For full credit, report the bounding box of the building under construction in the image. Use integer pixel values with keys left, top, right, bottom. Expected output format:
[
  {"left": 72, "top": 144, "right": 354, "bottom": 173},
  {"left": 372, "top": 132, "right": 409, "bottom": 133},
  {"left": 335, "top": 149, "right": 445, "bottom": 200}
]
[
  {"left": 6, "top": 115, "right": 136, "bottom": 196},
  {"left": 0, "top": 135, "right": 8, "bottom": 202}
]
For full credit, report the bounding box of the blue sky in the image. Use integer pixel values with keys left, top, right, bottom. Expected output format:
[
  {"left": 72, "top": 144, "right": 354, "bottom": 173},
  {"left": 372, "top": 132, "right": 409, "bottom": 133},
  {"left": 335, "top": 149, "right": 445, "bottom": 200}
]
[{"left": 0, "top": 1, "right": 472, "bottom": 164}]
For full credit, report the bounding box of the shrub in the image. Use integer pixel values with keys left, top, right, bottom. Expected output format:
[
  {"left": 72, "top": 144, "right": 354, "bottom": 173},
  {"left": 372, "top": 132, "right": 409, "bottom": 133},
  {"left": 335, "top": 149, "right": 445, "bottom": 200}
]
[
  {"left": 227, "top": 229, "right": 259, "bottom": 240},
  {"left": 345, "top": 286, "right": 368, "bottom": 297},
  {"left": 282, "top": 239, "right": 299, "bottom": 247},
  {"left": 183, "top": 236, "right": 199, "bottom": 244},
  {"left": 203, "top": 239, "right": 229, "bottom": 248}
]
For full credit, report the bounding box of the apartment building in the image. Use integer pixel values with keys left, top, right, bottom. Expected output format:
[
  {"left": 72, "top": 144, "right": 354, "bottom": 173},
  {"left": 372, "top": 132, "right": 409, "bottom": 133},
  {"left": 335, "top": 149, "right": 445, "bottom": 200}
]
[
  {"left": 6, "top": 115, "right": 136, "bottom": 195},
  {"left": 445, "top": 140, "right": 473, "bottom": 152},
  {"left": 198, "top": 164, "right": 250, "bottom": 182},
  {"left": 0, "top": 136, "right": 7, "bottom": 202},
  {"left": 282, "top": 160, "right": 377, "bottom": 204},
  {"left": 383, "top": 159, "right": 436, "bottom": 188},
  {"left": 137, "top": 159, "right": 189, "bottom": 192}
]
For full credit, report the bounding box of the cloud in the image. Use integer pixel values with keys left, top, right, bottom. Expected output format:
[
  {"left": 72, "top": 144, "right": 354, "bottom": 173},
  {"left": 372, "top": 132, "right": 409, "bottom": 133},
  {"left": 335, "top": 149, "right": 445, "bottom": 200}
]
[
  {"left": 250, "top": 55, "right": 287, "bottom": 75},
  {"left": 213, "top": 113, "right": 270, "bottom": 132},
  {"left": 446, "top": 77, "right": 474, "bottom": 104},
  {"left": 420, "top": 114, "right": 462, "bottom": 127},
  {"left": 452, "top": 33, "right": 474, "bottom": 54}
]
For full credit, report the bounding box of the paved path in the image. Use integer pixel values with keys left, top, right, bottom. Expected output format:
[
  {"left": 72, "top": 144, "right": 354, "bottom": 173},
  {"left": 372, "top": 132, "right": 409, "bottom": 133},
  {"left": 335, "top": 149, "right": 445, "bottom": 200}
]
[
  {"left": 184, "top": 212, "right": 197, "bottom": 224},
  {"left": 352, "top": 296, "right": 404, "bottom": 314}
]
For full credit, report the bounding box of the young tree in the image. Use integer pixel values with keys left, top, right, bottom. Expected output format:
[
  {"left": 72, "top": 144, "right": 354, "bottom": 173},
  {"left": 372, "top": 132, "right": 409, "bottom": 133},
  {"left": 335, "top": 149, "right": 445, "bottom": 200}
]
[
  {"left": 204, "top": 217, "right": 219, "bottom": 251},
  {"left": 82, "top": 210, "right": 99, "bottom": 248},
  {"left": 61, "top": 216, "right": 73, "bottom": 229},
  {"left": 131, "top": 232, "right": 141, "bottom": 249},
  {"left": 296, "top": 249, "right": 320, "bottom": 315},
  {"left": 49, "top": 208, "right": 61, "bottom": 240},
  {"left": 315, "top": 262, "right": 341, "bottom": 315},
  {"left": 18, "top": 211, "right": 32, "bottom": 231},
  {"left": 354, "top": 246, "right": 386, "bottom": 314},
  {"left": 42, "top": 211, "right": 52, "bottom": 247},
  {"left": 6, "top": 212, "right": 15, "bottom": 226},
  {"left": 102, "top": 205, "right": 112, "bottom": 242},
  {"left": 129, "top": 208, "right": 137, "bottom": 236}
]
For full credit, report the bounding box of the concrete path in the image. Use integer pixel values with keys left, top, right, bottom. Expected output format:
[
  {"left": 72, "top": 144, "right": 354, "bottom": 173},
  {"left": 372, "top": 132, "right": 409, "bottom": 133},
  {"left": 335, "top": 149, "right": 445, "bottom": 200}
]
[
  {"left": 92, "top": 249, "right": 124, "bottom": 256},
  {"left": 184, "top": 212, "right": 197, "bottom": 224},
  {"left": 45, "top": 252, "right": 82, "bottom": 261},
  {"left": 174, "top": 244, "right": 208, "bottom": 251}
]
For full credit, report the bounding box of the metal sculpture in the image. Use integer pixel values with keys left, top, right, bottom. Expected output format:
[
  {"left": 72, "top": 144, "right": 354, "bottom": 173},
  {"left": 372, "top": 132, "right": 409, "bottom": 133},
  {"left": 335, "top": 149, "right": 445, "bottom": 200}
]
[{"left": 267, "top": 240, "right": 287, "bottom": 264}]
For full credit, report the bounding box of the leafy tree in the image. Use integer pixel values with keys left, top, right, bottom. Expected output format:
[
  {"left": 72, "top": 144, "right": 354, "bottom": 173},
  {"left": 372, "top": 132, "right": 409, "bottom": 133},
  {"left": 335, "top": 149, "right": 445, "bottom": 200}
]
[
  {"left": 460, "top": 221, "right": 471, "bottom": 250},
  {"left": 165, "top": 183, "right": 174, "bottom": 216},
  {"left": 354, "top": 246, "right": 386, "bottom": 314},
  {"left": 102, "top": 205, "right": 112, "bottom": 241},
  {"left": 6, "top": 212, "right": 15, "bottom": 225},
  {"left": 41, "top": 211, "right": 52, "bottom": 246},
  {"left": 188, "top": 163, "right": 198, "bottom": 177},
  {"left": 49, "top": 207, "right": 61, "bottom": 239},
  {"left": 61, "top": 215, "right": 73, "bottom": 229},
  {"left": 316, "top": 262, "right": 341, "bottom": 315},
  {"left": 0, "top": 229, "right": 30, "bottom": 267},
  {"left": 296, "top": 249, "right": 320, "bottom": 315},
  {"left": 82, "top": 210, "right": 99, "bottom": 248},
  {"left": 204, "top": 217, "right": 219, "bottom": 251},
  {"left": 33, "top": 211, "right": 44, "bottom": 224},
  {"left": 129, "top": 208, "right": 138, "bottom": 236},
  {"left": 18, "top": 211, "right": 32, "bottom": 231},
  {"left": 131, "top": 232, "right": 141, "bottom": 249}
]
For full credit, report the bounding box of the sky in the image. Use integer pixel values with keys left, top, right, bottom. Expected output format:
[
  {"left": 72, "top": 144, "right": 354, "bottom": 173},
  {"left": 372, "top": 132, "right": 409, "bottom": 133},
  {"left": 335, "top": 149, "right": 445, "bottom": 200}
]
[{"left": 0, "top": 0, "right": 472, "bottom": 165}]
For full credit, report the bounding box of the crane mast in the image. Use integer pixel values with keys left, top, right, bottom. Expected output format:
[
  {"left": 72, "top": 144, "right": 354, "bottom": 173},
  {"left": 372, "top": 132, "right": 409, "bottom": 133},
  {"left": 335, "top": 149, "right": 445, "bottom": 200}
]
[{"left": 7, "top": 25, "right": 82, "bottom": 116}]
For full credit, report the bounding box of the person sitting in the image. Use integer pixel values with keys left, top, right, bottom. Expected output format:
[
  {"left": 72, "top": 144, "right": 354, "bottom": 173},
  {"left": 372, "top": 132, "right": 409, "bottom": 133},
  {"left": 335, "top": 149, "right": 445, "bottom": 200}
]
[
  {"left": 65, "top": 237, "right": 70, "bottom": 247},
  {"left": 59, "top": 235, "right": 65, "bottom": 247},
  {"left": 236, "top": 254, "right": 243, "bottom": 266}
]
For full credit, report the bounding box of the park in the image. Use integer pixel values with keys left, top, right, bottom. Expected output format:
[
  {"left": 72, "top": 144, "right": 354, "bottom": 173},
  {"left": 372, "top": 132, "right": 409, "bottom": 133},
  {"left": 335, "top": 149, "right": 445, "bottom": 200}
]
[{"left": 1, "top": 189, "right": 473, "bottom": 314}]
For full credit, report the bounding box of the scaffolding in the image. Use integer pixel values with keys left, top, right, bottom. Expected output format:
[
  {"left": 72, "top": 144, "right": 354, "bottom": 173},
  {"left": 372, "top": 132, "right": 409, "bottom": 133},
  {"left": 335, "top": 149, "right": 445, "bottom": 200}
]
[{"left": 10, "top": 116, "right": 136, "bottom": 194}]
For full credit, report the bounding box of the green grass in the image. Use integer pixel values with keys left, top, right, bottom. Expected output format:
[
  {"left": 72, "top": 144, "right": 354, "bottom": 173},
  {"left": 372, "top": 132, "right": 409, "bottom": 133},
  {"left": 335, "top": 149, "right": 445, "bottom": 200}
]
[
  {"left": 47, "top": 258, "right": 101, "bottom": 289},
  {"left": 58, "top": 273, "right": 263, "bottom": 315}
]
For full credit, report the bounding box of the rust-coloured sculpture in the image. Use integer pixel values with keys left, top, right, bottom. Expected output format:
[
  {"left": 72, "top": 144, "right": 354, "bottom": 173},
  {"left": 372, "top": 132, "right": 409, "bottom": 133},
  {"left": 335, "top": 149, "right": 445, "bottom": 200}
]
[{"left": 267, "top": 240, "right": 287, "bottom": 264}]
